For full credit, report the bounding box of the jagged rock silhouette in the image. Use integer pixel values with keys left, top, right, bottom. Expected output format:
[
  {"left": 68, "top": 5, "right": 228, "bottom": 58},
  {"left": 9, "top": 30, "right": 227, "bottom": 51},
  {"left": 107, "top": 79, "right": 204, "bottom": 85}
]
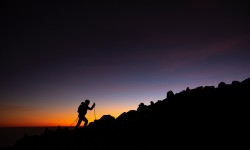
[{"left": 4, "top": 78, "right": 250, "bottom": 150}]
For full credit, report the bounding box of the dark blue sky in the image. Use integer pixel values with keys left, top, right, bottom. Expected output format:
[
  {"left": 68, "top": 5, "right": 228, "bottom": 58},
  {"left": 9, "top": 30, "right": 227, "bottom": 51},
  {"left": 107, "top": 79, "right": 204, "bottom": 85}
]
[{"left": 1, "top": 0, "right": 250, "bottom": 126}]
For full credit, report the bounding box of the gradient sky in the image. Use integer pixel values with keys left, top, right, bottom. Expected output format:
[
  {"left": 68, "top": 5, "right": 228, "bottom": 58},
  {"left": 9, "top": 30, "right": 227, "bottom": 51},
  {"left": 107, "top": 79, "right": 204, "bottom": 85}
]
[{"left": 1, "top": 0, "right": 250, "bottom": 126}]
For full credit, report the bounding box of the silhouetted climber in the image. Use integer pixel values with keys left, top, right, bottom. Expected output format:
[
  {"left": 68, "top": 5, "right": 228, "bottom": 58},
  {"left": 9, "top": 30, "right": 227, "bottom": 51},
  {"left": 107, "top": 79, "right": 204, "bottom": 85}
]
[{"left": 75, "top": 99, "right": 95, "bottom": 130}]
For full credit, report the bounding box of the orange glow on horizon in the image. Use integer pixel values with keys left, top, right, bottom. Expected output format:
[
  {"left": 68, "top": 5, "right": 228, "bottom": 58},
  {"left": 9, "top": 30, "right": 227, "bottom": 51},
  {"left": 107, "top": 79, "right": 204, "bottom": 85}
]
[{"left": 0, "top": 102, "right": 138, "bottom": 127}]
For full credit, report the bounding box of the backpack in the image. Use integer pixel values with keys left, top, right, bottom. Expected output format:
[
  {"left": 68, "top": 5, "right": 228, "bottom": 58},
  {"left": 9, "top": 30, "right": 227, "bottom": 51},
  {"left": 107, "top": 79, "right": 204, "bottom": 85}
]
[{"left": 77, "top": 103, "right": 85, "bottom": 113}]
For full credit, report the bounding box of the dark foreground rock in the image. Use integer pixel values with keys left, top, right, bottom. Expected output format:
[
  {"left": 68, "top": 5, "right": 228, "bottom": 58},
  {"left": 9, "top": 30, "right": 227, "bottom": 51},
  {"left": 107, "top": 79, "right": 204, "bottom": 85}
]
[{"left": 3, "top": 78, "right": 250, "bottom": 150}]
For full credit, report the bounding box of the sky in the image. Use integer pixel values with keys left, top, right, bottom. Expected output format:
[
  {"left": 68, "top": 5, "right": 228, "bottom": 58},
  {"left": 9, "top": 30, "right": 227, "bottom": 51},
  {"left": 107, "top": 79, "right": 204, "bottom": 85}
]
[{"left": 1, "top": 0, "right": 250, "bottom": 127}]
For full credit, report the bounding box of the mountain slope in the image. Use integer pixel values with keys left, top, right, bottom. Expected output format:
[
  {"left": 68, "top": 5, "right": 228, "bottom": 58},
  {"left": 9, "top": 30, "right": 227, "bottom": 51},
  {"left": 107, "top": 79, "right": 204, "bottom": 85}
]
[{"left": 5, "top": 78, "right": 250, "bottom": 150}]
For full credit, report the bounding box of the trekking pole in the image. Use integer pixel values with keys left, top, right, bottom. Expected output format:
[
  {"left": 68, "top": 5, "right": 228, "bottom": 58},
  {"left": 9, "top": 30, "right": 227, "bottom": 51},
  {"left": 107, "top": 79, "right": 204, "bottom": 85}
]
[
  {"left": 70, "top": 117, "right": 78, "bottom": 127},
  {"left": 94, "top": 106, "right": 96, "bottom": 120}
]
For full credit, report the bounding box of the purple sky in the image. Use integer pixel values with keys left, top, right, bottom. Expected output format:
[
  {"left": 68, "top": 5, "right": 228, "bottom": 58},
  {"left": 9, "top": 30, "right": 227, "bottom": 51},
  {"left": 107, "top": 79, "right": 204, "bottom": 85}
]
[{"left": 1, "top": 0, "right": 250, "bottom": 126}]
